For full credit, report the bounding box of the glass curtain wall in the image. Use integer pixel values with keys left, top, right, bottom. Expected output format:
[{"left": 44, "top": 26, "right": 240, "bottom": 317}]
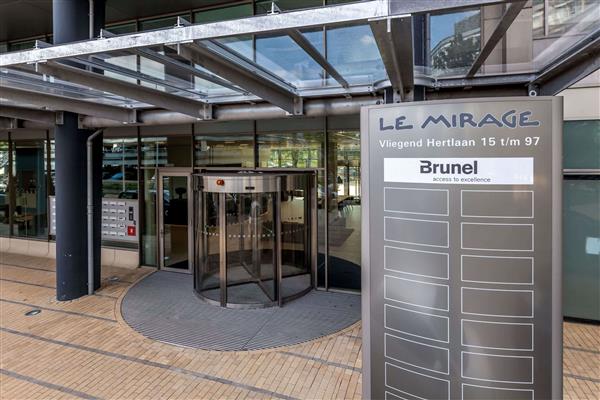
[
  {"left": 12, "top": 139, "right": 49, "bottom": 238},
  {"left": 326, "top": 121, "right": 361, "bottom": 291},
  {"left": 102, "top": 138, "right": 138, "bottom": 199},
  {"left": 429, "top": 8, "right": 482, "bottom": 76},
  {"left": 256, "top": 118, "right": 327, "bottom": 287},
  {"left": 140, "top": 127, "right": 192, "bottom": 267},
  {"left": 563, "top": 120, "right": 600, "bottom": 321},
  {"left": 194, "top": 121, "right": 255, "bottom": 168}
]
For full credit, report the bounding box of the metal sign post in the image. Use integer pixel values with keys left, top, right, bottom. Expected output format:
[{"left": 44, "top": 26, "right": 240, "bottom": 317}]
[{"left": 361, "top": 97, "right": 563, "bottom": 400}]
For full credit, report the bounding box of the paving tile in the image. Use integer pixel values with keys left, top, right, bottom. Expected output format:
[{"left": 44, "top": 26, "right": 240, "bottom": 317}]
[{"left": 1, "top": 254, "right": 598, "bottom": 399}]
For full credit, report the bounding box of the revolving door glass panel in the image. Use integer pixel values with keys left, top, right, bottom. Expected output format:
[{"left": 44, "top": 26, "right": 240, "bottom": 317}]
[
  {"left": 194, "top": 173, "right": 315, "bottom": 308},
  {"left": 225, "top": 192, "right": 277, "bottom": 305}
]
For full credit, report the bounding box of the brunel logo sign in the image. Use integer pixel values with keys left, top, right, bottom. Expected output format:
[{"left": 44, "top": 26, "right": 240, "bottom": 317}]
[{"left": 379, "top": 109, "right": 541, "bottom": 131}]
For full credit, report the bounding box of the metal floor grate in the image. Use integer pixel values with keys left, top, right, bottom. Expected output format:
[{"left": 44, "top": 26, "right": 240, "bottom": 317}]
[{"left": 121, "top": 271, "right": 361, "bottom": 351}]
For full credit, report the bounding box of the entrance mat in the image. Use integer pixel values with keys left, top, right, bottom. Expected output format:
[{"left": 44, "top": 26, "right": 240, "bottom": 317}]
[{"left": 121, "top": 271, "right": 361, "bottom": 351}]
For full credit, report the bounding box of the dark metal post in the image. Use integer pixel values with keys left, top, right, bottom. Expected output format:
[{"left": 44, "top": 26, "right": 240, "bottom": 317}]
[{"left": 54, "top": 0, "right": 105, "bottom": 301}]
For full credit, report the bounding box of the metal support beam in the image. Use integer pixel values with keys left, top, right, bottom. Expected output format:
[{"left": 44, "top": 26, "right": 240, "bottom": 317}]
[
  {"left": 36, "top": 61, "right": 212, "bottom": 120},
  {"left": 466, "top": 1, "right": 527, "bottom": 78},
  {"left": 73, "top": 55, "right": 206, "bottom": 98},
  {"left": 533, "top": 29, "right": 600, "bottom": 95},
  {"left": 0, "top": 105, "right": 62, "bottom": 125},
  {"left": 286, "top": 29, "right": 349, "bottom": 89},
  {"left": 0, "top": 85, "right": 136, "bottom": 123},
  {"left": 99, "top": 29, "right": 243, "bottom": 93},
  {"left": 370, "top": 16, "right": 414, "bottom": 102},
  {"left": 177, "top": 40, "right": 302, "bottom": 114},
  {"left": 80, "top": 95, "right": 383, "bottom": 128},
  {"left": 0, "top": 0, "right": 529, "bottom": 67}
]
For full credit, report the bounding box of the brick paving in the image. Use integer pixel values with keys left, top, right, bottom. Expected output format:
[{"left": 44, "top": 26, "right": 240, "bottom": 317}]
[{"left": 1, "top": 253, "right": 598, "bottom": 399}]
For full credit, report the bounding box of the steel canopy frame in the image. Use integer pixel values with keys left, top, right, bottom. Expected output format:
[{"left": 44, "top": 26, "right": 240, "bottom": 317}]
[
  {"left": 370, "top": 15, "right": 414, "bottom": 101},
  {"left": 0, "top": 0, "right": 522, "bottom": 68},
  {"left": 0, "top": 85, "right": 136, "bottom": 123},
  {"left": 99, "top": 29, "right": 244, "bottom": 93},
  {"left": 0, "top": 0, "right": 595, "bottom": 128},
  {"left": 36, "top": 61, "right": 212, "bottom": 120},
  {"left": 177, "top": 40, "right": 303, "bottom": 115},
  {"left": 0, "top": 105, "right": 63, "bottom": 125},
  {"left": 466, "top": 1, "right": 527, "bottom": 78},
  {"left": 286, "top": 29, "right": 350, "bottom": 89}
]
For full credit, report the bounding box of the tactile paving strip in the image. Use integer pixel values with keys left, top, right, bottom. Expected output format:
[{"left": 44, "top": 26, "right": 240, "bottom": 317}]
[{"left": 121, "top": 271, "right": 361, "bottom": 351}]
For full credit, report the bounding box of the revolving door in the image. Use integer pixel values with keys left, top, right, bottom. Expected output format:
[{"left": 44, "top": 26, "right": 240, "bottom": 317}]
[{"left": 193, "top": 172, "right": 317, "bottom": 308}]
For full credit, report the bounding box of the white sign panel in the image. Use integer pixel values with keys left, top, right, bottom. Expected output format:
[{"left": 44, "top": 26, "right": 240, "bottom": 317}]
[{"left": 384, "top": 157, "right": 534, "bottom": 185}]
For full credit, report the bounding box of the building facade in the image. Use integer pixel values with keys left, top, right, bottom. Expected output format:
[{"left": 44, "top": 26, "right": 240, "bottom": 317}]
[{"left": 0, "top": 0, "right": 598, "bottom": 319}]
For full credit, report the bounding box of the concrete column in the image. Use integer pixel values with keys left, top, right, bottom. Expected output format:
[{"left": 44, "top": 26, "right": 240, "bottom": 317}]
[{"left": 54, "top": 0, "right": 105, "bottom": 300}]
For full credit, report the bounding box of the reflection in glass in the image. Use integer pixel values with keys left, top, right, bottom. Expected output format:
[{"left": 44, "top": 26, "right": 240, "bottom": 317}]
[
  {"left": 194, "top": 134, "right": 254, "bottom": 167},
  {"left": 142, "top": 169, "right": 158, "bottom": 266},
  {"left": 327, "top": 130, "right": 361, "bottom": 291},
  {"left": 102, "top": 138, "right": 138, "bottom": 199},
  {"left": 195, "top": 192, "right": 221, "bottom": 302},
  {"left": 547, "top": 0, "right": 598, "bottom": 36},
  {"left": 12, "top": 140, "right": 48, "bottom": 238},
  {"left": 256, "top": 30, "right": 324, "bottom": 87},
  {"left": 0, "top": 141, "right": 9, "bottom": 235},
  {"left": 563, "top": 178, "right": 600, "bottom": 321},
  {"left": 429, "top": 9, "right": 481, "bottom": 76},
  {"left": 141, "top": 136, "right": 191, "bottom": 167},
  {"left": 257, "top": 131, "right": 323, "bottom": 168},
  {"left": 532, "top": 0, "right": 546, "bottom": 38},
  {"left": 326, "top": 24, "right": 386, "bottom": 85}
]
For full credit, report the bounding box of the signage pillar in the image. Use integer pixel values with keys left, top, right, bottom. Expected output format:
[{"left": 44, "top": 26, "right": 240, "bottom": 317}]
[{"left": 361, "top": 98, "right": 562, "bottom": 399}]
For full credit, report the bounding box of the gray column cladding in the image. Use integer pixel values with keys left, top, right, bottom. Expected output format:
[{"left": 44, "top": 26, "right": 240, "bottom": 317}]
[{"left": 53, "top": 0, "right": 105, "bottom": 301}]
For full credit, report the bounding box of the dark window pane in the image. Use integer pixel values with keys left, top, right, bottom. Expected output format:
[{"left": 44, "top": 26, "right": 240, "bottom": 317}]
[
  {"left": 563, "top": 178, "right": 600, "bottom": 320},
  {"left": 12, "top": 139, "right": 48, "bottom": 238},
  {"left": 564, "top": 120, "right": 600, "bottom": 170},
  {"left": 102, "top": 138, "right": 138, "bottom": 199},
  {"left": 141, "top": 136, "right": 191, "bottom": 167},
  {"left": 429, "top": 9, "right": 481, "bottom": 76},
  {"left": 255, "top": 0, "right": 322, "bottom": 14},
  {"left": 139, "top": 14, "right": 189, "bottom": 31},
  {"left": 194, "top": 3, "right": 253, "bottom": 24},
  {"left": 8, "top": 40, "right": 37, "bottom": 52},
  {"left": 106, "top": 22, "right": 137, "bottom": 34},
  {"left": 194, "top": 134, "right": 254, "bottom": 168}
]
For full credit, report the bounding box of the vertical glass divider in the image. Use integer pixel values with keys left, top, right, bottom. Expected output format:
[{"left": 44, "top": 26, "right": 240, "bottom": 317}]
[
  {"left": 275, "top": 177, "right": 283, "bottom": 306},
  {"left": 219, "top": 192, "right": 227, "bottom": 306}
]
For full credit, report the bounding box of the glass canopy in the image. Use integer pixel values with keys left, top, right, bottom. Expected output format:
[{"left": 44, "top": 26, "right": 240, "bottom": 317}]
[{"left": 0, "top": 0, "right": 598, "bottom": 125}]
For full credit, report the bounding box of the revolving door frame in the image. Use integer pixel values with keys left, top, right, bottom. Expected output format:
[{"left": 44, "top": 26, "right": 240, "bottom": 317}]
[{"left": 194, "top": 172, "right": 318, "bottom": 308}]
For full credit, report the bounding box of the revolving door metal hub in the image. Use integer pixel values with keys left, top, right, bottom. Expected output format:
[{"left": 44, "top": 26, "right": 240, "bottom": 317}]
[{"left": 193, "top": 172, "right": 317, "bottom": 309}]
